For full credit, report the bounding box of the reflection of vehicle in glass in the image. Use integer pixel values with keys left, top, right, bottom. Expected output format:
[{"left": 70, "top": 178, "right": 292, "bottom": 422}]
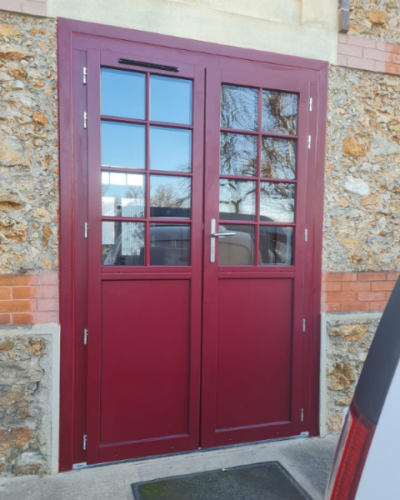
[
  {"left": 325, "top": 278, "right": 400, "bottom": 500},
  {"left": 102, "top": 224, "right": 190, "bottom": 266}
]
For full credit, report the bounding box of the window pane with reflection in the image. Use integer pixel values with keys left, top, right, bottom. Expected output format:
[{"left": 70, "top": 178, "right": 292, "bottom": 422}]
[
  {"left": 220, "top": 133, "right": 257, "bottom": 176},
  {"left": 218, "top": 224, "right": 255, "bottom": 265},
  {"left": 102, "top": 221, "right": 145, "bottom": 266},
  {"left": 150, "top": 224, "right": 190, "bottom": 265},
  {"left": 259, "top": 226, "right": 294, "bottom": 265},
  {"left": 221, "top": 85, "right": 258, "bottom": 131},
  {"left": 260, "top": 183, "right": 295, "bottom": 223},
  {"left": 101, "top": 172, "right": 145, "bottom": 217},
  {"left": 219, "top": 179, "right": 256, "bottom": 221},
  {"left": 262, "top": 90, "right": 298, "bottom": 135},
  {"left": 150, "top": 175, "right": 191, "bottom": 218}
]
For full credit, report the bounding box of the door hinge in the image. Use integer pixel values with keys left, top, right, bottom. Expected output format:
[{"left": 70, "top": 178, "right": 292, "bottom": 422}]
[
  {"left": 301, "top": 409, "right": 304, "bottom": 422},
  {"left": 307, "top": 135, "right": 311, "bottom": 149},
  {"left": 300, "top": 431, "right": 309, "bottom": 437},
  {"left": 84, "top": 222, "right": 88, "bottom": 238},
  {"left": 84, "top": 112, "right": 88, "bottom": 129},
  {"left": 83, "top": 434, "right": 87, "bottom": 451},
  {"left": 84, "top": 328, "right": 88, "bottom": 345},
  {"left": 303, "top": 319, "right": 306, "bottom": 332},
  {"left": 309, "top": 98, "right": 312, "bottom": 111},
  {"left": 83, "top": 67, "right": 87, "bottom": 85},
  {"left": 305, "top": 228, "right": 308, "bottom": 242}
]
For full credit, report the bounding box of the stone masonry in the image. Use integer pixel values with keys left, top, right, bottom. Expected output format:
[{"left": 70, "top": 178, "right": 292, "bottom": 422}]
[
  {"left": 0, "top": 11, "right": 58, "bottom": 275},
  {"left": 325, "top": 314, "right": 381, "bottom": 433},
  {"left": 349, "top": 0, "right": 400, "bottom": 45}
]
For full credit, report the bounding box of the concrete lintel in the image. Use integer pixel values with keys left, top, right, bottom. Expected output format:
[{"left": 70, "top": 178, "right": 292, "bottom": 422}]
[{"left": 325, "top": 312, "right": 383, "bottom": 322}]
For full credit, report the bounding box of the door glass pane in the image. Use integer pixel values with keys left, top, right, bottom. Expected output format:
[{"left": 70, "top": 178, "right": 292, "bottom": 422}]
[
  {"left": 150, "top": 175, "right": 191, "bottom": 218},
  {"left": 150, "top": 76, "right": 192, "bottom": 125},
  {"left": 150, "top": 126, "right": 192, "bottom": 172},
  {"left": 150, "top": 224, "right": 190, "bottom": 265},
  {"left": 218, "top": 224, "right": 255, "bottom": 265},
  {"left": 261, "top": 137, "right": 297, "bottom": 179},
  {"left": 262, "top": 90, "right": 298, "bottom": 135},
  {"left": 259, "top": 226, "right": 294, "bottom": 265},
  {"left": 219, "top": 179, "right": 256, "bottom": 221},
  {"left": 101, "top": 68, "right": 145, "bottom": 119},
  {"left": 220, "top": 85, "right": 258, "bottom": 131},
  {"left": 102, "top": 221, "right": 145, "bottom": 266},
  {"left": 260, "top": 182, "right": 295, "bottom": 222},
  {"left": 101, "top": 172, "right": 145, "bottom": 217},
  {"left": 220, "top": 133, "right": 257, "bottom": 176},
  {"left": 101, "top": 121, "right": 145, "bottom": 169}
]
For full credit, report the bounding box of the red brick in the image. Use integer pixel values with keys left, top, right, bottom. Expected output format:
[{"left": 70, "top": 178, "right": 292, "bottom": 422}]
[
  {"left": 348, "top": 35, "right": 377, "bottom": 49},
  {"left": 363, "top": 48, "right": 385, "bottom": 61},
  {"left": 0, "top": 287, "right": 11, "bottom": 300},
  {"left": 338, "top": 43, "right": 362, "bottom": 57},
  {"left": 386, "top": 42, "right": 400, "bottom": 54},
  {"left": 0, "top": 314, "right": 11, "bottom": 325},
  {"left": 340, "top": 302, "right": 370, "bottom": 312},
  {"left": 32, "top": 312, "right": 59, "bottom": 323},
  {"left": 386, "top": 292, "right": 392, "bottom": 300},
  {"left": 12, "top": 313, "right": 35, "bottom": 325},
  {"left": 36, "top": 272, "right": 58, "bottom": 286},
  {"left": 386, "top": 63, "right": 400, "bottom": 75},
  {"left": 323, "top": 303, "right": 341, "bottom": 312},
  {"left": 322, "top": 282, "right": 341, "bottom": 292},
  {"left": 371, "top": 281, "right": 396, "bottom": 291},
  {"left": 12, "top": 287, "right": 36, "bottom": 299},
  {"left": 0, "top": 300, "right": 35, "bottom": 313},
  {"left": 35, "top": 285, "right": 59, "bottom": 299},
  {"left": 387, "top": 272, "right": 400, "bottom": 281},
  {"left": 347, "top": 56, "right": 376, "bottom": 72},
  {"left": 0, "top": 275, "right": 35, "bottom": 286},
  {"left": 339, "top": 273, "right": 357, "bottom": 282},
  {"left": 357, "top": 272, "right": 387, "bottom": 281},
  {"left": 325, "top": 292, "right": 357, "bottom": 303},
  {"left": 357, "top": 291, "right": 386, "bottom": 302},
  {"left": 386, "top": 52, "right": 400, "bottom": 64},
  {"left": 369, "top": 301, "right": 388, "bottom": 312},
  {"left": 37, "top": 299, "right": 59, "bottom": 312},
  {"left": 342, "top": 282, "right": 370, "bottom": 292}
]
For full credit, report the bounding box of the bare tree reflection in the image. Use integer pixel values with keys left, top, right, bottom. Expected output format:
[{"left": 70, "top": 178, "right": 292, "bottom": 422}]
[
  {"left": 261, "top": 138, "right": 296, "bottom": 179},
  {"left": 220, "top": 133, "right": 257, "bottom": 176},
  {"left": 260, "top": 183, "right": 295, "bottom": 222},
  {"left": 219, "top": 180, "right": 256, "bottom": 220},
  {"left": 150, "top": 176, "right": 191, "bottom": 217},
  {"left": 221, "top": 85, "right": 258, "bottom": 131},
  {"left": 262, "top": 91, "right": 298, "bottom": 135}
]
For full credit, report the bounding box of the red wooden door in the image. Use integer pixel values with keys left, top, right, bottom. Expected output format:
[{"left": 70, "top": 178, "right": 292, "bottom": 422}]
[
  {"left": 86, "top": 47, "right": 204, "bottom": 463},
  {"left": 201, "top": 65, "right": 311, "bottom": 447}
]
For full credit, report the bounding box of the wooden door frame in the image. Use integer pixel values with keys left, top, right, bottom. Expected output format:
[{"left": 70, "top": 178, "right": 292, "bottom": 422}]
[{"left": 58, "top": 17, "right": 328, "bottom": 472}]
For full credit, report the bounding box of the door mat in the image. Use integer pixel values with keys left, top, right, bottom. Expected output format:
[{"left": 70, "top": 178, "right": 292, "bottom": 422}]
[{"left": 132, "top": 461, "right": 313, "bottom": 500}]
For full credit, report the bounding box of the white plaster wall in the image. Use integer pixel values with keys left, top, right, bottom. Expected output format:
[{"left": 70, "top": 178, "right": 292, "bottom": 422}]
[{"left": 48, "top": 0, "right": 338, "bottom": 63}]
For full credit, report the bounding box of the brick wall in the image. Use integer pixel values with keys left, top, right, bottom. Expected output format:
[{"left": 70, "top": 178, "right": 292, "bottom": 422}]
[
  {"left": 338, "top": 33, "right": 400, "bottom": 76},
  {"left": 322, "top": 272, "right": 399, "bottom": 313},
  {"left": 0, "top": 0, "right": 46, "bottom": 17},
  {"left": 0, "top": 272, "right": 58, "bottom": 325}
]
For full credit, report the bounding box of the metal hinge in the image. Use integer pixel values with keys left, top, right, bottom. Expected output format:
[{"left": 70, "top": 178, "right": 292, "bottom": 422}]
[
  {"left": 84, "top": 112, "right": 88, "bottom": 129},
  {"left": 83, "top": 67, "right": 87, "bottom": 85},
  {"left": 84, "top": 222, "right": 88, "bottom": 238},
  {"left": 84, "top": 328, "right": 88, "bottom": 345},
  {"left": 303, "top": 319, "right": 306, "bottom": 333},
  {"left": 305, "top": 228, "right": 308, "bottom": 242},
  {"left": 309, "top": 98, "right": 312, "bottom": 111},
  {"left": 83, "top": 434, "right": 87, "bottom": 451},
  {"left": 301, "top": 409, "right": 304, "bottom": 422},
  {"left": 307, "top": 136, "right": 311, "bottom": 149},
  {"left": 300, "top": 431, "right": 309, "bottom": 437}
]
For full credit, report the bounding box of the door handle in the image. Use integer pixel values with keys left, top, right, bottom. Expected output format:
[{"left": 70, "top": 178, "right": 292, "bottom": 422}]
[{"left": 210, "top": 219, "right": 236, "bottom": 263}]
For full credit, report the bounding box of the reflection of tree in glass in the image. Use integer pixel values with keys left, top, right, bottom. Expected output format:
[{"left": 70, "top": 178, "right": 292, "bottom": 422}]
[
  {"left": 151, "top": 178, "right": 190, "bottom": 209},
  {"left": 260, "top": 183, "right": 295, "bottom": 222},
  {"left": 261, "top": 138, "right": 296, "bottom": 179},
  {"left": 220, "top": 180, "right": 256, "bottom": 216},
  {"left": 122, "top": 222, "right": 145, "bottom": 256},
  {"left": 221, "top": 85, "right": 258, "bottom": 131},
  {"left": 262, "top": 91, "right": 298, "bottom": 135},
  {"left": 220, "top": 133, "right": 257, "bottom": 176}
]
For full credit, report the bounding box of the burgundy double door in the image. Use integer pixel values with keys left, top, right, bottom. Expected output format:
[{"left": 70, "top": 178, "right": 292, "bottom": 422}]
[{"left": 80, "top": 38, "right": 318, "bottom": 465}]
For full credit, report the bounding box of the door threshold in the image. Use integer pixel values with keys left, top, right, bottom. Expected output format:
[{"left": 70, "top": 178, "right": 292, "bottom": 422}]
[{"left": 72, "top": 432, "right": 311, "bottom": 471}]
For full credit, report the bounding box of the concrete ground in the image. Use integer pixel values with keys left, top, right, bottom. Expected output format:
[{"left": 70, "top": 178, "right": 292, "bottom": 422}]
[{"left": 0, "top": 435, "right": 338, "bottom": 500}]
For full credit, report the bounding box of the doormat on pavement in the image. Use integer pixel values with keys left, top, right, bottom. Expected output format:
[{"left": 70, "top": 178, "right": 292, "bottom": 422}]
[{"left": 131, "top": 461, "right": 313, "bottom": 500}]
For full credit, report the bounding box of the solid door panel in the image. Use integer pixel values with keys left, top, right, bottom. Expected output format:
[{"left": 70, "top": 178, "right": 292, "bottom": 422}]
[
  {"left": 216, "top": 278, "right": 293, "bottom": 431},
  {"left": 101, "top": 280, "right": 190, "bottom": 444}
]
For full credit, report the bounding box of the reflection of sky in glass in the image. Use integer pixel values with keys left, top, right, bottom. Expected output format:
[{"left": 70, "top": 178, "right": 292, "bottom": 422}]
[
  {"left": 262, "top": 138, "right": 297, "bottom": 180},
  {"left": 262, "top": 90, "right": 298, "bottom": 135},
  {"left": 220, "top": 85, "right": 258, "bottom": 131},
  {"left": 151, "top": 127, "right": 192, "bottom": 172},
  {"left": 101, "top": 68, "right": 145, "bottom": 119},
  {"left": 101, "top": 121, "right": 145, "bottom": 169},
  {"left": 219, "top": 180, "right": 256, "bottom": 220},
  {"left": 260, "top": 183, "right": 295, "bottom": 222},
  {"left": 220, "top": 133, "right": 257, "bottom": 176},
  {"left": 151, "top": 76, "right": 192, "bottom": 125},
  {"left": 101, "top": 172, "right": 145, "bottom": 217}
]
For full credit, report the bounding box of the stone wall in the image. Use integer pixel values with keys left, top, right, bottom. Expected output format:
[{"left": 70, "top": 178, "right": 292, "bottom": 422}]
[
  {"left": 323, "top": 65, "right": 400, "bottom": 273},
  {"left": 324, "top": 313, "right": 381, "bottom": 433},
  {"left": 0, "top": 11, "right": 58, "bottom": 274},
  {"left": 349, "top": 0, "right": 400, "bottom": 44},
  {"left": 0, "top": 324, "right": 59, "bottom": 475}
]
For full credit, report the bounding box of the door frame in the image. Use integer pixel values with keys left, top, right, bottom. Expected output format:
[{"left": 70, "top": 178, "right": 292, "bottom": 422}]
[{"left": 58, "top": 17, "right": 328, "bottom": 472}]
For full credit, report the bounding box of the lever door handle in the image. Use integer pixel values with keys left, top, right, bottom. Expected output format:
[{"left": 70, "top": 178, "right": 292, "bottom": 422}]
[{"left": 212, "top": 232, "right": 236, "bottom": 237}]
